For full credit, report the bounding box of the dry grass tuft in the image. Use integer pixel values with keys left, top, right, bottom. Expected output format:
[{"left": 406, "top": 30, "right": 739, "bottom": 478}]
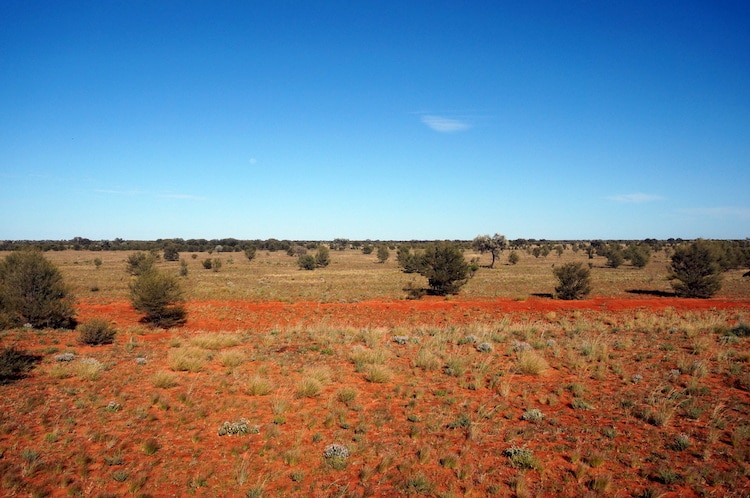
[
  {"left": 246, "top": 376, "right": 273, "bottom": 396},
  {"left": 190, "top": 333, "right": 242, "bottom": 350},
  {"left": 516, "top": 351, "right": 549, "bottom": 375},
  {"left": 168, "top": 347, "right": 208, "bottom": 372},
  {"left": 218, "top": 350, "right": 246, "bottom": 368},
  {"left": 151, "top": 371, "right": 178, "bottom": 388}
]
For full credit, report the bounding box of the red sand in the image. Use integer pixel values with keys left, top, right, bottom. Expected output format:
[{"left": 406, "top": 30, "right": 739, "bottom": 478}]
[{"left": 77, "top": 296, "right": 750, "bottom": 331}]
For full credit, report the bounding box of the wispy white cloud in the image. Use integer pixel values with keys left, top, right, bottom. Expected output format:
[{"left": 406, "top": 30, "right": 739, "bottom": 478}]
[
  {"left": 158, "top": 193, "right": 207, "bottom": 201},
  {"left": 96, "top": 189, "right": 206, "bottom": 201},
  {"left": 420, "top": 115, "right": 471, "bottom": 133},
  {"left": 677, "top": 206, "right": 750, "bottom": 219},
  {"left": 607, "top": 193, "right": 664, "bottom": 203},
  {"left": 95, "top": 188, "right": 145, "bottom": 196}
]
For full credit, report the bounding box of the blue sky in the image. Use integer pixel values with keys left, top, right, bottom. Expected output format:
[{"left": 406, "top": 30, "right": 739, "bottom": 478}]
[{"left": 1, "top": 1, "right": 749, "bottom": 241}]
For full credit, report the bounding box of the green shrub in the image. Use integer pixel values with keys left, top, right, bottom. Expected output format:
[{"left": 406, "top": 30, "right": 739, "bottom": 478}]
[
  {"left": 604, "top": 245, "right": 624, "bottom": 268},
  {"left": 553, "top": 262, "right": 592, "bottom": 300},
  {"left": 417, "top": 242, "right": 470, "bottom": 295},
  {"left": 625, "top": 244, "right": 651, "bottom": 268},
  {"left": 78, "top": 319, "right": 117, "bottom": 345},
  {"left": 397, "top": 246, "right": 422, "bottom": 273},
  {"left": 130, "top": 269, "right": 187, "bottom": 328},
  {"left": 0, "top": 250, "right": 76, "bottom": 329},
  {"left": 315, "top": 246, "right": 330, "bottom": 268},
  {"left": 163, "top": 243, "right": 180, "bottom": 262},
  {"left": 376, "top": 245, "right": 390, "bottom": 263},
  {"left": 125, "top": 252, "right": 157, "bottom": 276},
  {"left": 298, "top": 254, "right": 316, "bottom": 270},
  {"left": 508, "top": 251, "right": 520, "bottom": 265},
  {"left": 202, "top": 258, "right": 213, "bottom": 270},
  {"left": 669, "top": 240, "right": 722, "bottom": 298},
  {"left": 244, "top": 246, "right": 257, "bottom": 261}
]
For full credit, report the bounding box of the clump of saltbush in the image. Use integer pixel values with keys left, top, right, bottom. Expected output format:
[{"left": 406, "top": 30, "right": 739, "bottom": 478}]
[
  {"left": 521, "top": 408, "right": 545, "bottom": 422},
  {"left": 476, "top": 342, "right": 493, "bottom": 353},
  {"left": 323, "top": 443, "right": 350, "bottom": 469},
  {"left": 503, "top": 446, "right": 539, "bottom": 470},
  {"left": 218, "top": 418, "right": 259, "bottom": 436}
]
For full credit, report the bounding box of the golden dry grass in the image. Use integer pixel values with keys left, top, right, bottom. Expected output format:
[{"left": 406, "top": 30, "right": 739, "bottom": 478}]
[{"left": 13, "top": 246, "right": 748, "bottom": 303}]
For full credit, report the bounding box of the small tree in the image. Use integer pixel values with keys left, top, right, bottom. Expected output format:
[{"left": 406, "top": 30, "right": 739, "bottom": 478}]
[
  {"left": 418, "top": 242, "right": 470, "bottom": 296},
  {"left": 472, "top": 234, "right": 507, "bottom": 268},
  {"left": 397, "top": 246, "right": 422, "bottom": 273},
  {"left": 163, "top": 243, "right": 180, "bottom": 262},
  {"left": 669, "top": 240, "right": 722, "bottom": 298},
  {"left": 315, "top": 246, "right": 331, "bottom": 268},
  {"left": 376, "top": 245, "right": 390, "bottom": 264},
  {"left": 553, "top": 262, "right": 592, "bottom": 300},
  {"left": 0, "top": 250, "right": 76, "bottom": 329},
  {"left": 130, "top": 269, "right": 187, "bottom": 327}
]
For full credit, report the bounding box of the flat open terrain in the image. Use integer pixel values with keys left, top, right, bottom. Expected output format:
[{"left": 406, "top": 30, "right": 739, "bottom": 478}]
[{"left": 1, "top": 248, "right": 749, "bottom": 497}]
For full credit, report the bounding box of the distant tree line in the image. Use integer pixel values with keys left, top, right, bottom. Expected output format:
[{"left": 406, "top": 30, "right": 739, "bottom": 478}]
[{"left": 2, "top": 237, "right": 749, "bottom": 274}]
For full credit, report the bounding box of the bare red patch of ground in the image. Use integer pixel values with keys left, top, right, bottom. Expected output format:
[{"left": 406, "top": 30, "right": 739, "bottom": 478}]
[{"left": 77, "top": 296, "right": 750, "bottom": 331}]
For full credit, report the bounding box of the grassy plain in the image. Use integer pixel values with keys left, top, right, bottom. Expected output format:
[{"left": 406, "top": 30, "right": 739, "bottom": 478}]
[
  {"left": 23, "top": 247, "right": 750, "bottom": 302},
  {"left": 0, "top": 247, "right": 749, "bottom": 497}
]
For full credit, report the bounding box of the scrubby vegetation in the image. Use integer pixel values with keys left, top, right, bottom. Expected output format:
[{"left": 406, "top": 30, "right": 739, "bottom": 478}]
[
  {"left": 670, "top": 240, "right": 723, "bottom": 298},
  {"left": 0, "top": 250, "right": 76, "bottom": 329},
  {"left": 78, "top": 318, "right": 117, "bottom": 345},
  {"left": 553, "top": 262, "right": 592, "bottom": 300},
  {"left": 0, "top": 238, "right": 748, "bottom": 496},
  {"left": 129, "top": 269, "right": 187, "bottom": 327}
]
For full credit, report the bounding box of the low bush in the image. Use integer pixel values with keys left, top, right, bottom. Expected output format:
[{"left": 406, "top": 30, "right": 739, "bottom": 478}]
[
  {"left": 553, "top": 262, "right": 592, "bottom": 300},
  {"left": 0, "top": 347, "right": 41, "bottom": 384},
  {"left": 130, "top": 269, "right": 187, "bottom": 328},
  {"left": 669, "top": 240, "right": 722, "bottom": 298},
  {"left": 126, "top": 252, "right": 157, "bottom": 276},
  {"left": 298, "top": 254, "right": 316, "bottom": 270},
  {"left": 78, "top": 319, "right": 117, "bottom": 345},
  {"left": 0, "top": 250, "right": 76, "bottom": 329}
]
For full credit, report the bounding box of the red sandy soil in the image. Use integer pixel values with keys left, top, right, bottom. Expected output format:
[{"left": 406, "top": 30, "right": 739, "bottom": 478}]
[
  {"left": 77, "top": 296, "right": 750, "bottom": 332},
  {"left": 1, "top": 297, "right": 748, "bottom": 497}
]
